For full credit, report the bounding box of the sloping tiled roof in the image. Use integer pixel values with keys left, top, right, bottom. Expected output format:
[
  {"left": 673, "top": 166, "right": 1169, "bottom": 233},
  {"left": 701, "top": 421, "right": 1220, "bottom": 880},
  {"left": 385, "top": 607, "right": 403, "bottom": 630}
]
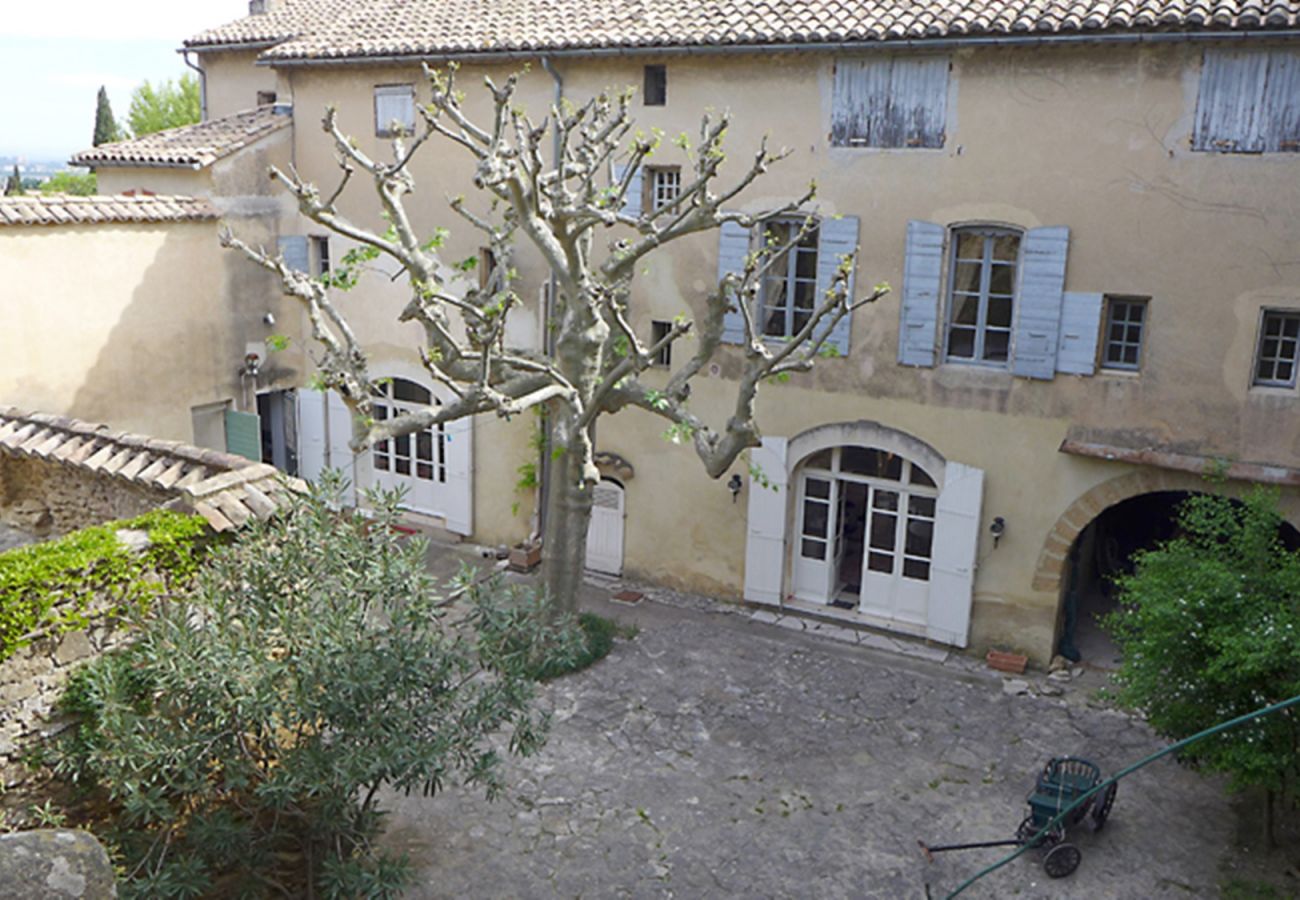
[
  {"left": 184, "top": 0, "right": 358, "bottom": 49},
  {"left": 0, "top": 409, "right": 303, "bottom": 533},
  {"left": 71, "top": 107, "right": 289, "bottom": 170},
  {"left": 0, "top": 194, "right": 217, "bottom": 227},
  {"left": 191, "top": 0, "right": 1300, "bottom": 61}
]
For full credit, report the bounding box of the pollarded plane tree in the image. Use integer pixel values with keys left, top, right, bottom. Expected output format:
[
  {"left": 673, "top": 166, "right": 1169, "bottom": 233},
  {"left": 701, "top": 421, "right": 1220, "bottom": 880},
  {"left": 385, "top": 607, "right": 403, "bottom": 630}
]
[{"left": 223, "top": 65, "right": 886, "bottom": 610}]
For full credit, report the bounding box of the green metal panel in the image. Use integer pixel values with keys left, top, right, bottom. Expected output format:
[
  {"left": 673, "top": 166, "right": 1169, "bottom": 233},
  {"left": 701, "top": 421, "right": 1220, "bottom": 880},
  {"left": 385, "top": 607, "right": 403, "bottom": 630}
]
[{"left": 224, "top": 409, "right": 262, "bottom": 462}]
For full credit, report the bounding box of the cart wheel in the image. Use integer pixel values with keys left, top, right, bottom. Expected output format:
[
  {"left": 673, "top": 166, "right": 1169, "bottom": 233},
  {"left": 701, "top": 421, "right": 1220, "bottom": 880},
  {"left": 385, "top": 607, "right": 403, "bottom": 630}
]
[
  {"left": 1016, "top": 815, "right": 1062, "bottom": 848},
  {"left": 1090, "top": 782, "right": 1118, "bottom": 832},
  {"left": 1043, "top": 843, "right": 1082, "bottom": 878}
]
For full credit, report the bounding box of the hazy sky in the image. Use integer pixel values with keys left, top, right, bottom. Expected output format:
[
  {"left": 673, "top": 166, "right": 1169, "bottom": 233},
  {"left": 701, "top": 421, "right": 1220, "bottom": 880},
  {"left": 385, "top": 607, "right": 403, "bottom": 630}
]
[{"left": 0, "top": 1, "right": 251, "bottom": 162}]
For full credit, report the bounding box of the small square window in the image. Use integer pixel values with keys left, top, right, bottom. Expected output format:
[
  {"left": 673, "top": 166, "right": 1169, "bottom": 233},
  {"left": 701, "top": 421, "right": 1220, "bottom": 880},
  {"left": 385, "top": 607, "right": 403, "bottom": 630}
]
[
  {"left": 1101, "top": 296, "right": 1148, "bottom": 371},
  {"left": 1253, "top": 310, "right": 1300, "bottom": 388},
  {"left": 643, "top": 166, "right": 681, "bottom": 212},
  {"left": 311, "top": 236, "right": 330, "bottom": 277},
  {"left": 374, "top": 84, "right": 415, "bottom": 137},
  {"left": 256, "top": 90, "right": 277, "bottom": 107},
  {"left": 651, "top": 320, "right": 672, "bottom": 367},
  {"left": 643, "top": 65, "right": 667, "bottom": 106}
]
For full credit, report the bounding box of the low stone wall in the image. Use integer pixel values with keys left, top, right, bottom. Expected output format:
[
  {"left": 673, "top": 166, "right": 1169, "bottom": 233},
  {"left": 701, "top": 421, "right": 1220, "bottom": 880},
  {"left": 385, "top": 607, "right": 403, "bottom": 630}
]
[{"left": 0, "top": 456, "right": 167, "bottom": 540}]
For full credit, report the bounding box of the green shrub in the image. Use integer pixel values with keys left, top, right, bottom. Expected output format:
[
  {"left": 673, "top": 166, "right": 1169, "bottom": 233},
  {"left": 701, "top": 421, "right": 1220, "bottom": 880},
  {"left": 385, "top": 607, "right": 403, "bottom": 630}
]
[{"left": 54, "top": 476, "right": 582, "bottom": 898}]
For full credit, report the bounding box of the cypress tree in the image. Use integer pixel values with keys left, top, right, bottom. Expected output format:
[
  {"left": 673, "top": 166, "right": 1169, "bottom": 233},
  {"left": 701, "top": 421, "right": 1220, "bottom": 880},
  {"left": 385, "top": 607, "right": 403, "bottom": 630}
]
[
  {"left": 4, "top": 164, "right": 22, "bottom": 196},
  {"left": 93, "top": 86, "right": 120, "bottom": 146}
]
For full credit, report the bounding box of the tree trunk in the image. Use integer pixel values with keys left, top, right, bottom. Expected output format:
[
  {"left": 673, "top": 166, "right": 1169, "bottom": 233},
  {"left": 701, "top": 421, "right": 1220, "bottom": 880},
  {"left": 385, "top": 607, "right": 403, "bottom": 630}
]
[{"left": 539, "top": 446, "right": 595, "bottom": 614}]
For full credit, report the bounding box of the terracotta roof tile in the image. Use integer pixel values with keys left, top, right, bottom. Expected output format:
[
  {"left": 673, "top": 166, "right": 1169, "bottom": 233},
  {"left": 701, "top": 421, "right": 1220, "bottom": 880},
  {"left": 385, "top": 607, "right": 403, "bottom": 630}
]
[
  {"left": 0, "top": 409, "right": 304, "bottom": 533},
  {"left": 71, "top": 106, "right": 289, "bottom": 170},
  {"left": 0, "top": 194, "right": 217, "bottom": 227},
  {"left": 187, "top": 0, "right": 1300, "bottom": 61}
]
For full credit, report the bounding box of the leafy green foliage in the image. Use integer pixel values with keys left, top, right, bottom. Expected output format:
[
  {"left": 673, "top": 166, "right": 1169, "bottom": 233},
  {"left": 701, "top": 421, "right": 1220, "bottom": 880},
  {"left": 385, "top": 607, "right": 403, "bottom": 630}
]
[
  {"left": 53, "top": 477, "right": 581, "bottom": 898},
  {"left": 529, "top": 613, "right": 618, "bottom": 681},
  {"left": 0, "top": 510, "right": 208, "bottom": 663},
  {"left": 93, "top": 85, "right": 122, "bottom": 146},
  {"left": 39, "top": 171, "right": 97, "bottom": 196},
  {"left": 126, "top": 74, "right": 200, "bottom": 137},
  {"left": 1105, "top": 489, "right": 1300, "bottom": 797}
]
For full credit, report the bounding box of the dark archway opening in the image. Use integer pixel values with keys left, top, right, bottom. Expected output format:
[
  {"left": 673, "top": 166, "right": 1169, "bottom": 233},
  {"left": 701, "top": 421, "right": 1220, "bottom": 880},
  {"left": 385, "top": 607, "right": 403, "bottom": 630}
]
[{"left": 1059, "top": 490, "right": 1300, "bottom": 668}]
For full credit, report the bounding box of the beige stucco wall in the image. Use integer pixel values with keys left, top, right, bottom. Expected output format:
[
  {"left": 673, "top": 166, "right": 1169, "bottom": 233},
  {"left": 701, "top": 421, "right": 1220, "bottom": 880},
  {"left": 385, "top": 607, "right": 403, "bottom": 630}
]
[
  {"left": 200, "top": 49, "right": 278, "bottom": 120},
  {"left": 256, "top": 40, "right": 1300, "bottom": 657}
]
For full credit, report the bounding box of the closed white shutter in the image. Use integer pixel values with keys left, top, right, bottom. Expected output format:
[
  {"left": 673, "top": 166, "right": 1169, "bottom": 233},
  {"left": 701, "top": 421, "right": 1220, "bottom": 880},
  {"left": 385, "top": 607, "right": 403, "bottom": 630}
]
[
  {"left": 1056, "top": 292, "right": 1104, "bottom": 376},
  {"left": 743, "top": 437, "right": 789, "bottom": 606},
  {"left": 812, "top": 215, "right": 859, "bottom": 356},
  {"left": 718, "top": 219, "right": 751, "bottom": 344},
  {"left": 1194, "top": 49, "right": 1270, "bottom": 152},
  {"left": 442, "top": 414, "right": 474, "bottom": 536},
  {"left": 278, "top": 235, "right": 309, "bottom": 273},
  {"left": 1012, "top": 226, "right": 1070, "bottom": 380},
  {"left": 584, "top": 480, "right": 624, "bottom": 575},
  {"left": 296, "top": 387, "right": 327, "bottom": 482},
  {"left": 326, "top": 390, "right": 357, "bottom": 507},
  {"left": 927, "top": 461, "right": 984, "bottom": 648},
  {"left": 612, "top": 163, "right": 644, "bottom": 218},
  {"left": 374, "top": 85, "right": 415, "bottom": 135},
  {"left": 898, "top": 220, "right": 944, "bottom": 367}
]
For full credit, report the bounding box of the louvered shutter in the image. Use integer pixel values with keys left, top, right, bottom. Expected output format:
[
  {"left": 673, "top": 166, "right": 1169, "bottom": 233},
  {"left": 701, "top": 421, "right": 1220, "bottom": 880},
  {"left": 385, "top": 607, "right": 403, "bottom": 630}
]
[
  {"left": 898, "top": 220, "right": 944, "bottom": 367},
  {"left": 224, "top": 410, "right": 261, "bottom": 461},
  {"left": 1012, "top": 226, "right": 1069, "bottom": 380},
  {"left": 612, "top": 163, "right": 644, "bottom": 218},
  {"left": 743, "top": 437, "right": 789, "bottom": 606},
  {"left": 1056, "top": 292, "right": 1104, "bottom": 376},
  {"left": 718, "top": 219, "right": 750, "bottom": 344},
  {"left": 278, "top": 235, "right": 309, "bottom": 273},
  {"left": 927, "top": 461, "right": 984, "bottom": 648},
  {"left": 811, "top": 215, "right": 859, "bottom": 356}
]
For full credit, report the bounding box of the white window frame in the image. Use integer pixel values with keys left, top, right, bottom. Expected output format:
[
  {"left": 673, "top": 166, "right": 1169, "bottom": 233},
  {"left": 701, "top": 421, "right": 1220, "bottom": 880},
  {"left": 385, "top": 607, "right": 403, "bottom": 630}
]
[
  {"left": 943, "top": 226, "right": 1022, "bottom": 368},
  {"left": 372, "top": 378, "right": 446, "bottom": 483},
  {"left": 1100, "top": 295, "right": 1148, "bottom": 371},
  {"left": 650, "top": 320, "right": 672, "bottom": 367},
  {"left": 644, "top": 166, "right": 681, "bottom": 212},
  {"left": 311, "top": 235, "right": 330, "bottom": 278},
  {"left": 758, "top": 218, "right": 821, "bottom": 340},
  {"left": 374, "top": 84, "right": 415, "bottom": 137},
  {"left": 1252, "top": 309, "right": 1300, "bottom": 388}
]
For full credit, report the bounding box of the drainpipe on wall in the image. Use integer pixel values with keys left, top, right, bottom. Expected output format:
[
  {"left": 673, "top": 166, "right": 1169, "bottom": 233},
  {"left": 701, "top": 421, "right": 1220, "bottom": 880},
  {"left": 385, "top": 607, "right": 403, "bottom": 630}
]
[
  {"left": 535, "top": 56, "right": 563, "bottom": 547},
  {"left": 180, "top": 50, "right": 207, "bottom": 122}
]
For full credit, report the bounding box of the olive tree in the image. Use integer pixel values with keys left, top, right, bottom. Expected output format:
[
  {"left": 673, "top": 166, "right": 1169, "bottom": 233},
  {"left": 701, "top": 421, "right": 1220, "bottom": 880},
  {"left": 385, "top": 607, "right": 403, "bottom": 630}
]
[{"left": 224, "top": 65, "right": 885, "bottom": 609}]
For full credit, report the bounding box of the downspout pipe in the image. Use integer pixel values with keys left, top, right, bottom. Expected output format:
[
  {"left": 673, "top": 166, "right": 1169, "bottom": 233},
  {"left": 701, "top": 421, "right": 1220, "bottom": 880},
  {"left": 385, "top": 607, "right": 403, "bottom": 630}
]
[
  {"left": 179, "top": 49, "right": 207, "bottom": 121},
  {"left": 536, "top": 56, "right": 563, "bottom": 545}
]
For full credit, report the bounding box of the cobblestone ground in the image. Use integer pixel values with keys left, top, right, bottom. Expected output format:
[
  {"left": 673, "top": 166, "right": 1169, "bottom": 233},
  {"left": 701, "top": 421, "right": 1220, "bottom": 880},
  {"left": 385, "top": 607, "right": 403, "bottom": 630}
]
[{"left": 383, "top": 551, "right": 1279, "bottom": 898}]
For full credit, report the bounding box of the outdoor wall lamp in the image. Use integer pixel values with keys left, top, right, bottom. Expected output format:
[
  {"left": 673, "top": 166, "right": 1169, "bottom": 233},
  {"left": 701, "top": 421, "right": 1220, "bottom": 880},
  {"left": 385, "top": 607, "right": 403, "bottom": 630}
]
[
  {"left": 727, "top": 473, "right": 743, "bottom": 503},
  {"left": 242, "top": 352, "right": 262, "bottom": 378},
  {"left": 990, "top": 516, "right": 1006, "bottom": 548}
]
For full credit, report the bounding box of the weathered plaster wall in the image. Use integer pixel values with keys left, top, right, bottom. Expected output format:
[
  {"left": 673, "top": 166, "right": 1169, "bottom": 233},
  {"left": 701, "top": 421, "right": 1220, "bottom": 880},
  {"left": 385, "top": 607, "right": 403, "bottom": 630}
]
[
  {"left": 201, "top": 49, "right": 278, "bottom": 120},
  {"left": 264, "top": 41, "right": 1300, "bottom": 658},
  {"left": 0, "top": 456, "right": 167, "bottom": 538}
]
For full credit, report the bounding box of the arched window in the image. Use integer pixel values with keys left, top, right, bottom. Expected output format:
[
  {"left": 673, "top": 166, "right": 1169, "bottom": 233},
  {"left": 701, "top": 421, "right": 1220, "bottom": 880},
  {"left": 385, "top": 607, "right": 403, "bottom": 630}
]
[{"left": 372, "top": 378, "right": 446, "bottom": 483}]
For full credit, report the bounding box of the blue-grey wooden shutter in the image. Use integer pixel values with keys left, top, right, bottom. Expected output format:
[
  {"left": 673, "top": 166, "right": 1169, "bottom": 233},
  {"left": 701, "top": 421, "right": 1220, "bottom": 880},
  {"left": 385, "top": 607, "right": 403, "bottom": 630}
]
[
  {"left": 1259, "top": 50, "right": 1300, "bottom": 153},
  {"left": 612, "top": 163, "right": 643, "bottom": 218},
  {"left": 811, "top": 215, "right": 859, "bottom": 356},
  {"left": 831, "top": 57, "right": 948, "bottom": 149},
  {"left": 718, "top": 219, "right": 750, "bottom": 344},
  {"left": 1012, "top": 226, "right": 1070, "bottom": 380},
  {"left": 278, "top": 235, "right": 309, "bottom": 273},
  {"left": 224, "top": 409, "right": 261, "bottom": 461},
  {"left": 898, "top": 220, "right": 944, "bottom": 367},
  {"left": 1056, "top": 292, "right": 1104, "bottom": 376}
]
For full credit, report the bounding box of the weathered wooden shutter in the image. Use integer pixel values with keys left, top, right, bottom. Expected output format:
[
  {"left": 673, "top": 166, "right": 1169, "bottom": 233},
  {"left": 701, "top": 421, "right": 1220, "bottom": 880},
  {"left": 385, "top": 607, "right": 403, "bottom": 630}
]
[
  {"left": 743, "top": 437, "right": 789, "bottom": 606},
  {"left": 278, "top": 235, "right": 309, "bottom": 273},
  {"left": 326, "top": 390, "right": 357, "bottom": 507},
  {"left": 296, "top": 387, "right": 327, "bottom": 482},
  {"left": 1012, "top": 226, "right": 1070, "bottom": 380},
  {"left": 441, "top": 414, "right": 473, "bottom": 536},
  {"left": 1259, "top": 51, "right": 1300, "bottom": 152},
  {"left": 224, "top": 409, "right": 261, "bottom": 461},
  {"left": 718, "top": 219, "right": 751, "bottom": 344},
  {"left": 831, "top": 57, "right": 948, "bottom": 148},
  {"left": 898, "top": 220, "right": 944, "bottom": 367},
  {"left": 612, "top": 163, "right": 644, "bottom": 218},
  {"left": 927, "top": 461, "right": 984, "bottom": 648},
  {"left": 1056, "top": 292, "right": 1104, "bottom": 376},
  {"left": 811, "top": 215, "right": 859, "bottom": 356},
  {"left": 1195, "top": 49, "right": 1270, "bottom": 152}
]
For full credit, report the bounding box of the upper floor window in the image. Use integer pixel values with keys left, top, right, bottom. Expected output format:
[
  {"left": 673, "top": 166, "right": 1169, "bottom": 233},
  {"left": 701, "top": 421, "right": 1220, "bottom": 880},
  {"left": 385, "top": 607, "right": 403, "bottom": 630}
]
[
  {"left": 374, "top": 84, "right": 415, "bottom": 137},
  {"left": 944, "top": 228, "right": 1020, "bottom": 365},
  {"left": 760, "top": 219, "right": 821, "bottom": 339},
  {"left": 1194, "top": 48, "right": 1300, "bottom": 153},
  {"left": 310, "top": 235, "right": 330, "bottom": 277},
  {"left": 1253, "top": 310, "right": 1300, "bottom": 388},
  {"left": 831, "top": 56, "right": 949, "bottom": 149},
  {"left": 643, "top": 65, "right": 667, "bottom": 106},
  {"left": 651, "top": 320, "right": 673, "bottom": 367},
  {"left": 644, "top": 166, "right": 681, "bottom": 212},
  {"left": 256, "top": 90, "right": 277, "bottom": 107},
  {"left": 1101, "top": 296, "right": 1148, "bottom": 371}
]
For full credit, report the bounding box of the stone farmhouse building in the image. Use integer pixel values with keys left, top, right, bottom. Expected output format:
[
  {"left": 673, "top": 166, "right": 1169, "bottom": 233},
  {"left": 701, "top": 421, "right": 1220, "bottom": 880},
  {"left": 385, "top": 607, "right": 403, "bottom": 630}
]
[{"left": 53, "top": 0, "right": 1300, "bottom": 664}]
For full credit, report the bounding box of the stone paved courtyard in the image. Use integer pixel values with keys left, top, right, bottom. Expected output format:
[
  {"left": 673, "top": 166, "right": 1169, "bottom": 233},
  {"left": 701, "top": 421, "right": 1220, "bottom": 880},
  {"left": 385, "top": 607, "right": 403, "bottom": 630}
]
[{"left": 382, "top": 548, "right": 1283, "bottom": 898}]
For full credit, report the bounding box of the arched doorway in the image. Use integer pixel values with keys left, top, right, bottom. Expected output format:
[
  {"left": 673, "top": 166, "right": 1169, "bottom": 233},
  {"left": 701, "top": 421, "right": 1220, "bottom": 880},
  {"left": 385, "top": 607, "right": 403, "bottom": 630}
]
[{"left": 585, "top": 478, "right": 625, "bottom": 576}]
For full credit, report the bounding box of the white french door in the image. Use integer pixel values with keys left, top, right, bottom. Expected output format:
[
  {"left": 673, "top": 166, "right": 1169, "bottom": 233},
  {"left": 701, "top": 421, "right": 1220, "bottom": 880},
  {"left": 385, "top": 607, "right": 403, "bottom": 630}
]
[{"left": 371, "top": 378, "right": 446, "bottom": 515}]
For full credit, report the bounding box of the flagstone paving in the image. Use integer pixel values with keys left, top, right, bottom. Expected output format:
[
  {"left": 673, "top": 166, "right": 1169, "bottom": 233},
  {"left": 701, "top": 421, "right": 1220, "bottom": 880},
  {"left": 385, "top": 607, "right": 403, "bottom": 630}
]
[{"left": 384, "top": 544, "right": 1285, "bottom": 898}]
